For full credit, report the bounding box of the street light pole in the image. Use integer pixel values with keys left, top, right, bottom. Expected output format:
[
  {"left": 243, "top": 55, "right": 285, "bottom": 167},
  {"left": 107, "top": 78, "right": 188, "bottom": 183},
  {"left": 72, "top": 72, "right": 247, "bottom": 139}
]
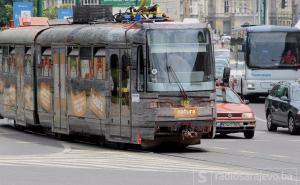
[
  {"left": 253, "top": 0, "right": 256, "bottom": 24},
  {"left": 37, "top": 0, "right": 43, "bottom": 17}
]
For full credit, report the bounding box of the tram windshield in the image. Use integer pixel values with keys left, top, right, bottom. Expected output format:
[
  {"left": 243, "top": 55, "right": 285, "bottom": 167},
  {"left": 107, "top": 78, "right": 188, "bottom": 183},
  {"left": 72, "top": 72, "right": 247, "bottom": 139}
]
[
  {"left": 147, "top": 29, "right": 214, "bottom": 92},
  {"left": 248, "top": 32, "right": 300, "bottom": 68}
]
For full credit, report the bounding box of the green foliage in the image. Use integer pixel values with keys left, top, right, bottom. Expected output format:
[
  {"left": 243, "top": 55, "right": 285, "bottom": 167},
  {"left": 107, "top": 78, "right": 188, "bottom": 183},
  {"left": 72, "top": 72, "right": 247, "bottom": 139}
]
[
  {"left": 43, "top": 6, "right": 58, "bottom": 19},
  {"left": 0, "top": 0, "right": 7, "bottom": 27},
  {"left": 42, "top": 4, "right": 72, "bottom": 19},
  {"left": 5, "top": 4, "right": 13, "bottom": 20}
]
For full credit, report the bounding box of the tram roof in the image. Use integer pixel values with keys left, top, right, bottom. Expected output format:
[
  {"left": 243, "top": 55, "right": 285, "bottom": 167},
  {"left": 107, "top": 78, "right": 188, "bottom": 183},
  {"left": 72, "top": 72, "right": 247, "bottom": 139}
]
[
  {"left": 0, "top": 26, "right": 48, "bottom": 45},
  {"left": 234, "top": 25, "right": 300, "bottom": 33},
  {"left": 35, "top": 23, "right": 147, "bottom": 46}
]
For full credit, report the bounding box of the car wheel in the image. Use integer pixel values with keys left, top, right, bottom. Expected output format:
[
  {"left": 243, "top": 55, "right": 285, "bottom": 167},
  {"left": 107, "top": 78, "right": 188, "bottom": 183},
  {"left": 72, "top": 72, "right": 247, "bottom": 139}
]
[
  {"left": 244, "top": 130, "right": 255, "bottom": 139},
  {"left": 267, "top": 113, "right": 277, "bottom": 132},
  {"left": 288, "top": 115, "right": 297, "bottom": 135}
]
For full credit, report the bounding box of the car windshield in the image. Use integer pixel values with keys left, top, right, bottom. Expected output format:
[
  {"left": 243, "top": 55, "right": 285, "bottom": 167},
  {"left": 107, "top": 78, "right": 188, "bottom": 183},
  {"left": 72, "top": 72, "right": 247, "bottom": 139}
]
[
  {"left": 216, "top": 88, "right": 242, "bottom": 104},
  {"left": 249, "top": 32, "right": 300, "bottom": 68},
  {"left": 147, "top": 29, "right": 214, "bottom": 92},
  {"left": 291, "top": 86, "right": 300, "bottom": 101}
]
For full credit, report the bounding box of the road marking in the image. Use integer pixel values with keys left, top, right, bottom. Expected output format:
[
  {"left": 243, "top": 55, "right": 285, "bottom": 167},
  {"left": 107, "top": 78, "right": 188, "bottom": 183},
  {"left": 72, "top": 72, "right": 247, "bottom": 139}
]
[
  {"left": 288, "top": 140, "right": 300, "bottom": 142},
  {"left": 252, "top": 139, "right": 271, "bottom": 142},
  {"left": 239, "top": 150, "right": 257, "bottom": 154},
  {"left": 17, "top": 141, "right": 32, "bottom": 144},
  {"left": 0, "top": 148, "right": 229, "bottom": 173},
  {"left": 210, "top": 147, "right": 228, "bottom": 150},
  {"left": 270, "top": 154, "right": 288, "bottom": 158},
  {"left": 256, "top": 116, "right": 267, "bottom": 123},
  {"left": 215, "top": 139, "right": 237, "bottom": 142}
]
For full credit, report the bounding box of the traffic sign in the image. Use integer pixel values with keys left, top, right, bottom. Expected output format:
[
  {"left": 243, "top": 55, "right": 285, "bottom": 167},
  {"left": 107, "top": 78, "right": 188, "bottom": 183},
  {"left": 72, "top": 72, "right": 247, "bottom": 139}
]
[
  {"left": 57, "top": 8, "right": 73, "bottom": 20},
  {"left": 13, "top": 2, "right": 33, "bottom": 27}
]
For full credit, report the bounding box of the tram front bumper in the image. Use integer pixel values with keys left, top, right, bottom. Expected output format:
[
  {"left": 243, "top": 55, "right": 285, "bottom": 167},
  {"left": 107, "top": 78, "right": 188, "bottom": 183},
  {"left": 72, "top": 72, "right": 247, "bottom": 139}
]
[{"left": 155, "top": 120, "right": 215, "bottom": 136}]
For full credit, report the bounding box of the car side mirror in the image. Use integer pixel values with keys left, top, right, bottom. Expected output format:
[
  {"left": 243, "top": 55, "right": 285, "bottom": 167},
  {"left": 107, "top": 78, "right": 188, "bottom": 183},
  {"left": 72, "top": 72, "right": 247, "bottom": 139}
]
[
  {"left": 280, "top": 96, "right": 289, "bottom": 101},
  {"left": 244, "top": 100, "right": 250, "bottom": 104}
]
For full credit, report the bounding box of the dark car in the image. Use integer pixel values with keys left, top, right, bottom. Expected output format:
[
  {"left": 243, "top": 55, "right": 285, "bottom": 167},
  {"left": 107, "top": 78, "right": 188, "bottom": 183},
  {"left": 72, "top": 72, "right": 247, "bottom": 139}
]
[{"left": 265, "top": 82, "right": 300, "bottom": 134}]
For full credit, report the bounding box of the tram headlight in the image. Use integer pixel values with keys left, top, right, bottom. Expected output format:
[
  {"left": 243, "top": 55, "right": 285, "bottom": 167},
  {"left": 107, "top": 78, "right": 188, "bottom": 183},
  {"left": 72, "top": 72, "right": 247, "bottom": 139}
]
[
  {"left": 242, "top": 112, "right": 254, "bottom": 118},
  {"left": 149, "top": 102, "right": 158, "bottom": 108}
]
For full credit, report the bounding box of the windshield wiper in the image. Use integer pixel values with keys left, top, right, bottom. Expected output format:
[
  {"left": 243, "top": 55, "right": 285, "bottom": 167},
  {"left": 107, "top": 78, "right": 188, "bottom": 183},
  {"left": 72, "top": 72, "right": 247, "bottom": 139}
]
[{"left": 166, "top": 65, "right": 188, "bottom": 100}]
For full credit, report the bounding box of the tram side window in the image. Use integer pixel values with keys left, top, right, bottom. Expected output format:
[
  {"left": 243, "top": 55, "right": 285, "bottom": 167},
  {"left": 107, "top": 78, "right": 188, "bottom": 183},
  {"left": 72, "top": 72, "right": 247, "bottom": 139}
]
[
  {"left": 94, "top": 48, "right": 106, "bottom": 80},
  {"left": 24, "top": 47, "right": 32, "bottom": 76},
  {"left": 67, "top": 48, "right": 79, "bottom": 79},
  {"left": 40, "top": 48, "right": 52, "bottom": 77},
  {"left": 79, "top": 47, "right": 92, "bottom": 80},
  {"left": 2, "top": 47, "right": 9, "bottom": 73},
  {"left": 137, "top": 46, "right": 144, "bottom": 91},
  {"left": 0, "top": 47, "right": 2, "bottom": 72},
  {"left": 8, "top": 48, "right": 16, "bottom": 74}
]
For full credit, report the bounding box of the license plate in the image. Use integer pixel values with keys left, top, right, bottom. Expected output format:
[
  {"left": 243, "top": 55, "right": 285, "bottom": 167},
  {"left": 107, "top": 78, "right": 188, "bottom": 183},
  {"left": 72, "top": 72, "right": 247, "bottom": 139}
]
[
  {"left": 219, "top": 122, "right": 241, "bottom": 127},
  {"left": 174, "top": 107, "right": 198, "bottom": 118}
]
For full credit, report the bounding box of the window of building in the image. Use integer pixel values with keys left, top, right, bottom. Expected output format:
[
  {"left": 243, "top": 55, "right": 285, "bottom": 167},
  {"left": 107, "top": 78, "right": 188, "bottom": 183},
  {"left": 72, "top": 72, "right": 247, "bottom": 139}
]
[
  {"left": 94, "top": 48, "right": 106, "bottom": 80},
  {"left": 40, "top": 48, "right": 52, "bottom": 77},
  {"left": 224, "top": 0, "right": 229, "bottom": 13},
  {"left": 79, "top": 47, "right": 92, "bottom": 80},
  {"left": 67, "top": 48, "right": 79, "bottom": 79},
  {"left": 24, "top": 47, "right": 32, "bottom": 76}
]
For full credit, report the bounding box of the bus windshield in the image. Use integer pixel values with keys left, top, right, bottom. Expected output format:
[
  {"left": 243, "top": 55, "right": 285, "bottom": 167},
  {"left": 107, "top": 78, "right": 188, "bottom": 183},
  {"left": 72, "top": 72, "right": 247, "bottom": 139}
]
[
  {"left": 146, "top": 29, "right": 214, "bottom": 92},
  {"left": 249, "top": 32, "right": 300, "bottom": 68}
]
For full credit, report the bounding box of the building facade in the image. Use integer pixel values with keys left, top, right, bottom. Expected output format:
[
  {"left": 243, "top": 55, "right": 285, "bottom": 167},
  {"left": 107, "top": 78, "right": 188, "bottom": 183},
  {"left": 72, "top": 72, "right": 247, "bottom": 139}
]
[
  {"left": 208, "top": 0, "right": 258, "bottom": 35},
  {"left": 269, "top": 0, "right": 293, "bottom": 26},
  {"left": 152, "top": 0, "right": 208, "bottom": 22}
]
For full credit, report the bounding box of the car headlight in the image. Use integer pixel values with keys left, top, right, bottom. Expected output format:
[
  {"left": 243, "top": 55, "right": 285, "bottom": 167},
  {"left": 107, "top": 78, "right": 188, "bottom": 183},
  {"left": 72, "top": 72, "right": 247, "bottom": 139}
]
[
  {"left": 242, "top": 112, "right": 254, "bottom": 118},
  {"left": 247, "top": 83, "right": 255, "bottom": 89}
]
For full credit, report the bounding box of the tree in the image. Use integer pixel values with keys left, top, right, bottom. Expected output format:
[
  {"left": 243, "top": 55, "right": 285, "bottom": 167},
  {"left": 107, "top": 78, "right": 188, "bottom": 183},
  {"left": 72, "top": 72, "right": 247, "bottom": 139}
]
[
  {"left": 43, "top": 6, "right": 58, "bottom": 19},
  {"left": 5, "top": 4, "right": 13, "bottom": 21},
  {"left": 0, "top": 0, "right": 7, "bottom": 27},
  {"left": 43, "top": 4, "right": 71, "bottom": 19}
]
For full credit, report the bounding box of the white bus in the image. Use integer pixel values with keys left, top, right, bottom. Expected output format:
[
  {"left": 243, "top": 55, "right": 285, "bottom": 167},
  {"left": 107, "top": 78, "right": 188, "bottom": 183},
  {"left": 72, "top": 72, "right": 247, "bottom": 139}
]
[{"left": 230, "top": 25, "right": 300, "bottom": 100}]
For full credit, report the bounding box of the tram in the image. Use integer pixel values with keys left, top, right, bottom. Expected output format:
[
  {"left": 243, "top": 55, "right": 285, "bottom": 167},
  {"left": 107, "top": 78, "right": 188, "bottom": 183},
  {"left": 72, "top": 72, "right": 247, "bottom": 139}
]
[{"left": 0, "top": 8, "right": 216, "bottom": 148}]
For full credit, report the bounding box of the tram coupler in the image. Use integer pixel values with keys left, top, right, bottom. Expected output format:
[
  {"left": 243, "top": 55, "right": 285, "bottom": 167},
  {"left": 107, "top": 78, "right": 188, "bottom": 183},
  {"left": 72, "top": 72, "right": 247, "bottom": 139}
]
[{"left": 182, "top": 129, "right": 198, "bottom": 141}]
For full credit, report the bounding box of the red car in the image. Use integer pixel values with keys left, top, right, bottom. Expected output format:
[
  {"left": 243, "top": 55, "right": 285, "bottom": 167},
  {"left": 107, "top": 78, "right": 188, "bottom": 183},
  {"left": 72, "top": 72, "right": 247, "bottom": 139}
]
[{"left": 216, "top": 86, "right": 256, "bottom": 138}]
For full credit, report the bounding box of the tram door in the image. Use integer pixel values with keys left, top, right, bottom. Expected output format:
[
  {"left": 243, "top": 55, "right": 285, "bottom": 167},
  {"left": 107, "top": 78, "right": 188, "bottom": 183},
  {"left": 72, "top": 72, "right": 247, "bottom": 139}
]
[
  {"left": 110, "top": 50, "right": 131, "bottom": 138},
  {"left": 52, "top": 47, "right": 69, "bottom": 134},
  {"left": 15, "top": 46, "right": 25, "bottom": 126}
]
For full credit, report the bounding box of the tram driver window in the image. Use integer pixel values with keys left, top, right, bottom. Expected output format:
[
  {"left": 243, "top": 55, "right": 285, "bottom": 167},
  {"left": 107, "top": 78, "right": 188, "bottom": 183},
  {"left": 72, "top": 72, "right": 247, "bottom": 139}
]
[
  {"left": 24, "top": 47, "right": 32, "bottom": 76},
  {"left": 94, "top": 48, "right": 106, "bottom": 80},
  {"left": 137, "top": 46, "right": 144, "bottom": 91},
  {"left": 40, "top": 48, "right": 52, "bottom": 77},
  {"left": 67, "top": 48, "right": 79, "bottom": 79},
  {"left": 79, "top": 47, "right": 92, "bottom": 80}
]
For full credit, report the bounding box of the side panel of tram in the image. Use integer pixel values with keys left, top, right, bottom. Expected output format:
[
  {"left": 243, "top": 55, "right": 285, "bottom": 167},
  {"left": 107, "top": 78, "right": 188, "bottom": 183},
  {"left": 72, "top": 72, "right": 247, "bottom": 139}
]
[
  {"left": 0, "top": 44, "right": 36, "bottom": 125},
  {"left": 0, "top": 24, "right": 216, "bottom": 146}
]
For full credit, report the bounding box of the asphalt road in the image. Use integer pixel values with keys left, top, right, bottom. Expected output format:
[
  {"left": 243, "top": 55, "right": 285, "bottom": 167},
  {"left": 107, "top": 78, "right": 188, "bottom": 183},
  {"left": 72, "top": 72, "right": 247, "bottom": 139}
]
[{"left": 0, "top": 102, "right": 299, "bottom": 185}]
